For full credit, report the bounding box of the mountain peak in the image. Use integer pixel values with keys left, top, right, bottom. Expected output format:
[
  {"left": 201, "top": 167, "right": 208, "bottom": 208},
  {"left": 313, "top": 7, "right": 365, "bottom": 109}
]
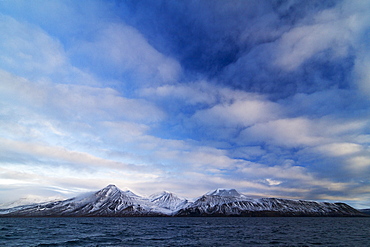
[
  {"left": 150, "top": 191, "right": 188, "bottom": 211},
  {"left": 105, "top": 184, "right": 118, "bottom": 190},
  {"left": 98, "top": 185, "right": 141, "bottom": 199},
  {"left": 206, "top": 188, "right": 241, "bottom": 197},
  {"left": 150, "top": 191, "right": 177, "bottom": 201},
  {"left": 95, "top": 184, "right": 121, "bottom": 197}
]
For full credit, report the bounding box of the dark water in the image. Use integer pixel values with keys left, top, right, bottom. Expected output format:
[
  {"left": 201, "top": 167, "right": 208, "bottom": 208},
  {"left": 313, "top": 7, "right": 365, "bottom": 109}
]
[{"left": 1, "top": 217, "right": 369, "bottom": 246}]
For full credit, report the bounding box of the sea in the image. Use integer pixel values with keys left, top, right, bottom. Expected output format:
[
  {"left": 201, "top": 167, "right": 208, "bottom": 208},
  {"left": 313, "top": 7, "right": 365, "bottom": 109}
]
[{"left": 1, "top": 217, "right": 369, "bottom": 246}]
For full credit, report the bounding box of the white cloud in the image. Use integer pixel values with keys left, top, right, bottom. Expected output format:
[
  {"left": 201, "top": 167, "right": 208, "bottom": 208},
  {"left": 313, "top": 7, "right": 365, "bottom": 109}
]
[
  {"left": 273, "top": 2, "right": 365, "bottom": 71},
  {"left": 141, "top": 80, "right": 280, "bottom": 107},
  {"left": 317, "top": 143, "right": 363, "bottom": 157},
  {"left": 238, "top": 161, "right": 309, "bottom": 182},
  {"left": 73, "top": 22, "right": 182, "bottom": 83},
  {"left": 101, "top": 121, "right": 149, "bottom": 142},
  {"left": 0, "top": 70, "right": 165, "bottom": 123},
  {"left": 240, "top": 116, "right": 369, "bottom": 149},
  {"left": 237, "top": 161, "right": 351, "bottom": 194},
  {"left": 347, "top": 156, "right": 370, "bottom": 171},
  {"left": 193, "top": 98, "right": 281, "bottom": 128},
  {"left": 0, "top": 14, "right": 66, "bottom": 74},
  {"left": 0, "top": 164, "right": 163, "bottom": 203},
  {"left": 0, "top": 14, "right": 102, "bottom": 86},
  {"left": 0, "top": 138, "right": 134, "bottom": 171},
  {"left": 52, "top": 83, "right": 165, "bottom": 122},
  {"left": 265, "top": 178, "right": 282, "bottom": 186},
  {"left": 0, "top": 136, "right": 169, "bottom": 198},
  {"left": 275, "top": 23, "right": 350, "bottom": 70},
  {"left": 240, "top": 117, "right": 325, "bottom": 147}
]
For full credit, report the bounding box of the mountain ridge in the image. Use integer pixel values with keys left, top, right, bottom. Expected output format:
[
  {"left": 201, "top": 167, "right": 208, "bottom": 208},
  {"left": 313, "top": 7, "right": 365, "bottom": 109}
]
[{"left": 0, "top": 185, "right": 366, "bottom": 217}]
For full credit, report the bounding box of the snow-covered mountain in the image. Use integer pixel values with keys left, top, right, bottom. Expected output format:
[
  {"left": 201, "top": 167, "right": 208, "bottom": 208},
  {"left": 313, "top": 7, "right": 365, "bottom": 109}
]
[
  {"left": 0, "top": 185, "right": 365, "bottom": 217},
  {"left": 177, "top": 189, "right": 363, "bottom": 216},
  {"left": 150, "top": 191, "right": 189, "bottom": 211},
  {"left": 0, "top": 185, "right": 172, "bottom": 216}
]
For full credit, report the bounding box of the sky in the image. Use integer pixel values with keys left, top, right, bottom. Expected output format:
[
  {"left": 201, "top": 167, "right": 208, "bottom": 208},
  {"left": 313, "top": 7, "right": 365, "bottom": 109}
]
[{"left": 0, "top": 0, "right": 370, "bottom": 209}]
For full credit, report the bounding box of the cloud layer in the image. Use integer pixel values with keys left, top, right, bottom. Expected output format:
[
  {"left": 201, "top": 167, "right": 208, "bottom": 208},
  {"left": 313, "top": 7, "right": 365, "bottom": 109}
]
[{"left": 0, "top": 0, "right": 370, "bottom": 208}]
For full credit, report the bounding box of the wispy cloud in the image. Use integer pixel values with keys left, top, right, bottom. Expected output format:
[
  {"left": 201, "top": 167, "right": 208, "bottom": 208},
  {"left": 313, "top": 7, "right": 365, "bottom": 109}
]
[{"left": 71, "top": 22, "right": 182, "bottom": 84}]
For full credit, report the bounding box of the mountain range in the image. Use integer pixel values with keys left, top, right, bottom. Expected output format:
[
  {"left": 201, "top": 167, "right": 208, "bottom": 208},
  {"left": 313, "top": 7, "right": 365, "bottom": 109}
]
[{"left": 0, "top": 185, "right": 366, "bottom": 217}]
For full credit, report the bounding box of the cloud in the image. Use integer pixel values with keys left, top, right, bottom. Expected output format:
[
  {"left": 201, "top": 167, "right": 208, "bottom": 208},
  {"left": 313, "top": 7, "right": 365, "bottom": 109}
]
[
  {"left": 0, "top": 70, "right": 165, "bottom": 123},
  {"left": 52, "top": 84, "right": 165, "bottom": 122},
  {"left": 240, "top": 115, "right": 369, "bottom": 148},
  {"left": 71, "top": 22, "right": 182, "bottom": 84},
  {"left": 235, "top": 160, "right": 355, "bottom": 198},
  {"left": 348, "top": 156, "right": 370, "bottom": 171},
  {"left": 116, "top": 0, "right": 370, "bottom": 98},
  {"left": 238, "top": 161, "right": 311, "bottom": 183},
  {"left": 0, "top": 14, "right": 102, "bottom": 87},
  {"left": 317, "top": 143, "right": 363, "bottom": 157},
  {"left": 1, "top": 0, "right": 370, "bottom": 208},
  {"left": 273, "top": 8, "right": 354, "bottom": 71},
  {"left": 230, "top": 146, "right": 266, "bottom": 160},
  {"left": 138, "top": 69, "right": 369, "bottom": 204},
  {"left": 140, "top": 81, "right": 220, "bottom": 106},
  {"left": 0, "top": 138, "right": 137, "bottom": 171},
  {"left": 0, "top": 9, "right": 183, "bottom": 89},
  {"left": 265, "top": 178, "right": 282, "bottom": 186},
  {"left": 140, "top": 81, "right": 286, "bottom": 142},
  {"left": 192, "top": 97, "right": 281, "bottom": 128},
  {"left": 0, "top": 134, "right": 169, "bottom": 200},
  {"left": 354, "top": 52, "right": 370, "bottom": 96},
  {"left": 239, "top": 117, "right": 323, "bottom": 147},
  {"left": 209, "top": 0, "right": 369, "bottom": 98},
  {"left": 0, "top": 14, "right": 66, "bottom": 75},
  {"left": 0, "top": 164, "right": 161, "bottom": 203},
  {"left": 278, "top": 89, "right": 369, "bottom": 118}
]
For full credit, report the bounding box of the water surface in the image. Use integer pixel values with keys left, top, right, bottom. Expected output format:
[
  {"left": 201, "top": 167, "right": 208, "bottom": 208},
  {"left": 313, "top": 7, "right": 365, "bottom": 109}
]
[{"left": 1, "top": 217, "right": 369, "bottom": 246}]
